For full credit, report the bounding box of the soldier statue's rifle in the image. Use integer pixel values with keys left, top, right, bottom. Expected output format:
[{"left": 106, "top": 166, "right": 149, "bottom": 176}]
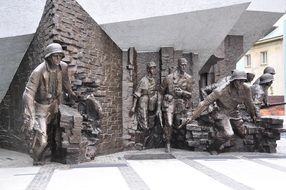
[{"left": 261, "top": 102, "right": 286, "bottom": 109}]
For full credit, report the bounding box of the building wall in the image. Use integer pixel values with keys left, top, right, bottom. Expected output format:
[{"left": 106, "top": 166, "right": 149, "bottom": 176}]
[
  {"left": 244, "top": 38, "right": 284, "bottom": 96},
  {"left": 0, "top": 0, "right": 123, "bottom": 155}
]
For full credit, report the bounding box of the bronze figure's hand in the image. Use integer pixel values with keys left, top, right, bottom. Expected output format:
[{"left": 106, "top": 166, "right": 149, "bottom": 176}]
[{"left": 129, "top": 107, "right": 135, "bottom": 116}]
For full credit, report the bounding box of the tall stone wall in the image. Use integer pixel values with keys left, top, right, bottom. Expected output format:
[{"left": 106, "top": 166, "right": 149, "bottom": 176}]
[{"left": 0, "top": 0, "right": 123, "bottom": 156}]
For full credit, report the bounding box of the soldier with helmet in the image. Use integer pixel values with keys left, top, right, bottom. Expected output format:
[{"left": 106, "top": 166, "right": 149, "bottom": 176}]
[
  {"left": 251, "top": 73, "right": 274, "bottom": 116},
  {"left": 185, "top": 70, "right": 257, "bottom": 153},
  {"left": 253, "top": 66, "right": 275, "bottom": 85},
  {"left": 130, "top": 61, "right": 161, "bottom": 148},
  {"left": 23, "top": 43, "right": 77, "bottom": 164}
]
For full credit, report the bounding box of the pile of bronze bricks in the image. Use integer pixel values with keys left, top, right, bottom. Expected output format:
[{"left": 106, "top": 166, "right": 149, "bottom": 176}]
[
  {"left": 256, "top": 117, "right": 286, "bottom": 153},
  {"left": 185, "top": 121, "right": 211, "bottom": 151},
  {"left": 59, "top": 105, "right": 83, "bottom": 164},
  {"left": 184, "top": 117, "right": 285, "bottom": 153}
]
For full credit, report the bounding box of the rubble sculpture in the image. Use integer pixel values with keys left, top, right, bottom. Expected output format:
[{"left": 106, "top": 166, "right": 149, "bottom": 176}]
[
  {"left": 160, "top": 58, "right": 192, "bottom": 153},
  {"left": 22, "top": 43, "right": 77, "bottom": 164},
  {"left": 185, "top": 70, "right": 258, "bottom": 153},
  {"left": 130, "top": 61, "right": 163, "bottom": 149}
]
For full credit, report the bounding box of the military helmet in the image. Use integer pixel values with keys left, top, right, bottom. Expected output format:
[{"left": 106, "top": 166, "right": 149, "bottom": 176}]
[
  {"left": 178, "top": 58, "right": 187, "bottom": 65},
  {"left": 44, "top": 43, "right": 64, "bottom": 59},
  {"left": 259, "top": 73, "right": 274, "bottom": 84},
  {"left": 229, "top": 70, "right": 247, "bottom": 82},
  {"left": 263, "top": 66, "right": 275, "bottom": 75},
  {"left": 147, "top": 61, "right": 156, "bottom": 68}
]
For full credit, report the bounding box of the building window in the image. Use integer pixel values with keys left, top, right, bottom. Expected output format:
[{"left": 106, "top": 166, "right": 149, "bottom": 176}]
[
  {"left": 260, "top": 51, "right": 268, "bottom": 65},
  {"left": 244, "top": 54, "right": 251, "bottom": 67}
]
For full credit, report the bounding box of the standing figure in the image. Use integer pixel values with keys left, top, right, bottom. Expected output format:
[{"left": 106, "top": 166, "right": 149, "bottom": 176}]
[
  {"left": 186, "top": 70, "right": 257, "bottom": 153},
  {"left": 253, "top": 66, "right": 275, "bottom": 85},
  {"left": 251, "top": 73, "right": 274, "bottom": 116},
  {"left": 130, "top": 61, "right": 161, "bottom": 148},
  {"left": 23, "top": 43, "right": 77, "bottom": 164},
  {"left": 161, "top": 58, "right": 192, "bottom": 153}
]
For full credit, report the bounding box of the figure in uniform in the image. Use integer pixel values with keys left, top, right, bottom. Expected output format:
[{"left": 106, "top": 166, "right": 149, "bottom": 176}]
[
  {"left": 130, "top": 61, "right": 161, "bottom": 148},
  {"left": 186, "top": 70, "right": 257, "bottom": 153},
  {"left": 251, "top": 73, "right": 274, "bottom": 116},
  {"left": 160, "top": 58, "right": 192, "bottom": 153},
  {"left": 23, "top": 43, "right": 77, "bottom": 164},
  {"left": 253, "top": 66, "right": 275, "bottom": 85}
]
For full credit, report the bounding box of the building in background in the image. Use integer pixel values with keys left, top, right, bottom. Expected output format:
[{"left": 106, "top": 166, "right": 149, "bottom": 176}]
[{"left": 237, "top": 14, "right": 286, "bottom": 115}]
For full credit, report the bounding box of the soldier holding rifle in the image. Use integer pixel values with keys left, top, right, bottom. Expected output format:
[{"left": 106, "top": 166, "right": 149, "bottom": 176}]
[{"left": 183, "top": 70, "right": 257, "bottom": 153}]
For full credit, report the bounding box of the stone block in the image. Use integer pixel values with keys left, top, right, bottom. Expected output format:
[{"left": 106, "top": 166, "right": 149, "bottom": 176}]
[
  {"left": 187, "top": 140, "right": 200, "bottom": 147},
  {"left": 186, "top": 124, "right": 202, "bottom": 131},
  {"left": 261, "top": 117, "right": 284, "bottom": 125}
]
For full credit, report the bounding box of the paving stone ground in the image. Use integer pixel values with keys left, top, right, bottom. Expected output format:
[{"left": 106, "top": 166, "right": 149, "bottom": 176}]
[{"left": 1, "top": 146, "right": 286, "bottom": 190}]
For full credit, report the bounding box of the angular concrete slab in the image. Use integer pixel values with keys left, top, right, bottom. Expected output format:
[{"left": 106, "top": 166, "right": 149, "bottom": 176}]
[
  {"left": 76, "top": 0, "right": 251, "bottom": 24},
  {"left": 229, "top": 11, "right": 284, "bottom": 53},
  {"left": 0, "top": 34, "right": 34, "bottom": 102},
  {"left": 100, "top": 3, "right": 249, "bottom": 53}
]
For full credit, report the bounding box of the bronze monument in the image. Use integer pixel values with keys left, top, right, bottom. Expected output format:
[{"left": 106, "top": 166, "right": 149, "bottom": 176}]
[
  {"left": 186, "top": 70, "right": 258, "bottom": 153},
  {"left": 22, "top": 43, "right": 77, "bottom": 164},
  {"left": 160, "top": 58, "right": 192, "bottom": 153},
  {"left": 130, "top": 61, "right": 162, "bottom": 149}
]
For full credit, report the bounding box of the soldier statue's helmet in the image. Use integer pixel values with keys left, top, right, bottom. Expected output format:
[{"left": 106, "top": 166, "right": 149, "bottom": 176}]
[
  {"left": 259, "top": 73, "right": 274, "bottom": 84},
  {"left": 263, "top": 66, "right": 275, "bottom": 75},
  {"left": 229, "top": 70, "right": 247, "bottom": 82},
  {"left": 44, "top": 43, "right": 65, "bottom": 59},
  {"left": 147, "top": 61, "right": 157, "bottom": 68},
  {"left": 178, "top": 58, "right": 187, "bottom": 65}
]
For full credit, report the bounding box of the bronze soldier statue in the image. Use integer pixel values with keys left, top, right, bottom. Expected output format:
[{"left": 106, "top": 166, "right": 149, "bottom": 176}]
[
  {"left": 186, "top": 70, "right": 257, "bottom": 153},
  {"left": 161, "top": 58, "right": 192, "bottom": 153},
  {"left": 253, "top": 66, "right": 275, "bottom": 85},
  {"left": 130, "top": 61, "right": 161, "bottom": 148},
  {"left": 251, "top": 73, "right": 274, "bottom": 116},
  {"left": 23, "top": 43, "right": 77, "bottom": 164},
  {"left": 201, "top": 71, "right": 255, "bottom": 100}
]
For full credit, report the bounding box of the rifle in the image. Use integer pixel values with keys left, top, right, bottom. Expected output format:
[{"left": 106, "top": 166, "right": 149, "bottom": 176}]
[{"left": 261, "top": 102, "right": 286, "bottom": 109}]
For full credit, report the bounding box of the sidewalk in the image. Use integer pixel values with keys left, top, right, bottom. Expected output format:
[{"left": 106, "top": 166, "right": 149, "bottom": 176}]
[{"left": 1, "top": 146, "right": 286, "bottom": 190}]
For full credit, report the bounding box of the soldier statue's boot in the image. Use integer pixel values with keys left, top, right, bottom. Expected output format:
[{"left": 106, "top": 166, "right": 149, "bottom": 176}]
[{"left": 165, "top": 143, "right": 171, "bottom": 153}]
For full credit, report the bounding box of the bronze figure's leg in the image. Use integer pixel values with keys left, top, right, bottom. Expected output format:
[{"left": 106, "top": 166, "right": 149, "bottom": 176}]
[{"left": 163, "top": 109, "right": 173, "bottom": 153}]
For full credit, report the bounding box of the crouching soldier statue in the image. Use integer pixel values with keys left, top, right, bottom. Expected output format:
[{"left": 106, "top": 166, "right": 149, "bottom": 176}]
[
  {"left": 23, "top": 43, "right": 77, "bottom": 165},
  {"left": 185, "top": 70, "right": 258, "bottom": 153}
]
